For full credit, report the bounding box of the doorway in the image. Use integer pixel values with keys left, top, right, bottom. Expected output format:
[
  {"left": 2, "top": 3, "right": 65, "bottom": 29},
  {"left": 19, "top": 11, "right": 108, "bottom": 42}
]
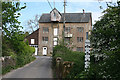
[{"left": 43, "top": 47, "right": 47, "bottom": 56}]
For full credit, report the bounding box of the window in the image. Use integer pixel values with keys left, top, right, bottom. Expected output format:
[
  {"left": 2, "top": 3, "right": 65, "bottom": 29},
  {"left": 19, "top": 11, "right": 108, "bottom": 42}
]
[
  {"left": 43, "top": 27, "right": 49, "bottom": 33},
  {"left": 65, "top": 38, "right": 70, "bottom": 43},
  {"left": 77, "top": 47, "right": 83, "bottom": 52},
  {"left": 77, "top": 27, "right": 84, "bottom": 32},
  {"left": 86, "top": 32, "right": 88, "bottom": 39},
  {"left": 77, "top": 37, "right": 83, "bottom": 42},
  {"left": 42, "top": 37, "right": 48, "bottom": 42},
  {"left": 65, "top": 27, "right": 70, "bottom": 33},
  {"left": 54, "top": 28, "right": 58, "bottom": 36},
  {"left": 31, "top": 39, "right": 35, "bottom": 44},
  {"left": 53, "top": 38, "right": 58, "bottom": 46}
]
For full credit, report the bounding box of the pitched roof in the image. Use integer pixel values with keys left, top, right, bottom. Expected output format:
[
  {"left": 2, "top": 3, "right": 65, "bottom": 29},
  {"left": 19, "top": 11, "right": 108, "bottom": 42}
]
[
  {"left": 39, "top": 13, "right": 91, "bottom": 23},
  {"left": 25, "top": 28, "right": 39, "bottom": 39},
  {"left": 50, "top": 8, "right": 62, "bottom": 16}
]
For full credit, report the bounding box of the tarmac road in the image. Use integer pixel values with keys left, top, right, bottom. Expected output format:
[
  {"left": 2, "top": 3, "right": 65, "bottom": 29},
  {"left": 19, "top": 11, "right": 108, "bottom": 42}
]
[{"left": 2, "top": 56, "right": 53, "bottom": 78}]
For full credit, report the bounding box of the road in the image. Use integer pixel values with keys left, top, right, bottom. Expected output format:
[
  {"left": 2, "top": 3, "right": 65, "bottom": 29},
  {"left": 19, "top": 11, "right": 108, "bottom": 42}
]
[{"left": 3, "top": 56, "right": 53, "bottom": 78}]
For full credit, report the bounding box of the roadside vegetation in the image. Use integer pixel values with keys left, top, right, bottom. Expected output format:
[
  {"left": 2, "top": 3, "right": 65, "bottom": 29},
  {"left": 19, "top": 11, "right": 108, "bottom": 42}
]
[
  {"left": 52, "top": 45, "right": 85, "bottom": 78},
  {"left": 53, "top": 1, "right": 120, "bottom": 79},
  {"left": 2, "top": 1, "right": 35, "bottom": 74},
  {"left": 86, "top": 1, "right": 120, "bottom": 79}
]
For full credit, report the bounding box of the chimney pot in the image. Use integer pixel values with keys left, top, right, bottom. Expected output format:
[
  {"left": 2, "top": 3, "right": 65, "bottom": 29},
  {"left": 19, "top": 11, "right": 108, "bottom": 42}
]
[{"left": 83, "top": 9, "right": 85, "bottom": 14}]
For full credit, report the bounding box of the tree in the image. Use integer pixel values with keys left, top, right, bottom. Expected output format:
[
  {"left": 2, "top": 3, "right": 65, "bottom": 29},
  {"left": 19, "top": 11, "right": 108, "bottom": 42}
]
[
  {"left": 25, "top": 14, "right": 40, "bottom": 33},
  {"left": 88, "top": 1, "right": 120, "bottom": 78},
  {"left": 90, "top": 1, "right": 120, "bottom": 56},
  {"left": 2, "top": 1, "right": 35, "bottom": 69},
  {"left": 2, "top": 1, "right": 26, "bottom": 38},
  {"left": 2, "top": 1, "right": 26, "bottom": 55}
]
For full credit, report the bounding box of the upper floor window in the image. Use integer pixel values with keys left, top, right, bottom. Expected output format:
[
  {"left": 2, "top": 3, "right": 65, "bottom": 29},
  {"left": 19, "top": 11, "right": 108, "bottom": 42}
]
[
  {"left": 43, "top": 27, "right": 49, "bottom": 33},
  {"left": 77, "top": 47, "right": 83, "bottom": 52},
  {"left": 65, "top": 27, "right": 70, "bottom": 33},
  {"left": 54, "top": 28, "right": 58, "bottom": 36},
  {"left": 77, "top": 37, "right": 83, "bottom": 42},
  {"left": 42, "top": 37, "right": 48, "bottom": 42},
  {"left": 77, "top": 27, "right": 84, "bottom": 32},
  {"left": 86, "top": 32, "right": 88, "bottom": 39},
  {"left": 31, "top": 39, "right": 35, "bottom": 44}
]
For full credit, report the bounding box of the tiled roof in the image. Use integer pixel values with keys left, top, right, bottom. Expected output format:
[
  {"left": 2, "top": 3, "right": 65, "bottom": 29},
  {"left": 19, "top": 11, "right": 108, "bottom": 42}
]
[{"left": 39, "top": 13, "right": 91, "bottom": 23}]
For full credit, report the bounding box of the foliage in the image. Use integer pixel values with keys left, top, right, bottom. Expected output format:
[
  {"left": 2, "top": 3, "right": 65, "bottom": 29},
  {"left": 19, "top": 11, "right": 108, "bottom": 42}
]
[
  {"left": 90, "top": 1, "right": 120, "bottom": 55},
  {"left": 2, "top": 36, "right": 14, "bottom": 56},
  {"left": 2, "top": 65, "right": 16, "bottom": 75},
  {"left": 88, "top": 1, "right": 120, "bottom": 79},
  {"left": 2, "top": 1, "right": 36, "bottom": 74},
  {"left": 2, "top": 1, "right": 26, "bottom": 38},
  {"left": 52, "top": 45, "right": 85, "bottom": 78}
]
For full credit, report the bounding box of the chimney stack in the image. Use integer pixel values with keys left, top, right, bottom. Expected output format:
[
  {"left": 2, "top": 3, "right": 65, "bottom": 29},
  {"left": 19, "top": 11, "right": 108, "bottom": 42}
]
[{"left": 83, "top": 9, "right": 85, "bottom": 14}]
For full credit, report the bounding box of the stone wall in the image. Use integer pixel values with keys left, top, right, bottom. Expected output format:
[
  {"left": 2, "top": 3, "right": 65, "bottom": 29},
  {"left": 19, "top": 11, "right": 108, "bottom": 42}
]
[{"left": 0, "top": 56, "right": 16, "bottom": 67}]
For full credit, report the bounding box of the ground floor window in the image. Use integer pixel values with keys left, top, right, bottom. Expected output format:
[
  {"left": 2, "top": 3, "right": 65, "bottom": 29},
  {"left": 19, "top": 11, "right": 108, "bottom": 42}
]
[
  {"left": 77, "top": 37, "right": 83, "bottom": 42},
  {"left": 53, "top": 38, "right": 58, "bottom": 46},
  {"left": 42, "top": 37, "right": 48, "bottom": 43},
  {"left": 65, "top": 38, "right": 70, "bottom": 44}
]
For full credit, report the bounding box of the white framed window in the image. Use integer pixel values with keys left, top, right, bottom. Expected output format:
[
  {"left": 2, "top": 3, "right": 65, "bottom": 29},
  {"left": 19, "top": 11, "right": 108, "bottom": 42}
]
[
  {"left": 31, "top": 39, "right": 35, "bottom": 44},
  {"left": 53, "top": 38, "right": 58, "bottom": 46},
  {"left": 54, "top": 28, "right": 58, "bottom": 36}
]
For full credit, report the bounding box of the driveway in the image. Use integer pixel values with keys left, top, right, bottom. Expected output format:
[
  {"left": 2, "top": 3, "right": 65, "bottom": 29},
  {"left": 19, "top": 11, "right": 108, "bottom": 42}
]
[{"left": 2, "top": 56, "right": 53, "bottom": 78}]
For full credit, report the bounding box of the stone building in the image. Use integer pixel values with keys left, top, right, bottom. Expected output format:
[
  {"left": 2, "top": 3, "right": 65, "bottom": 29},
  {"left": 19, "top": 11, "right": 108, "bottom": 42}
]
[{"left": 26, "top": 8, "right": 92, "bottom": 56}]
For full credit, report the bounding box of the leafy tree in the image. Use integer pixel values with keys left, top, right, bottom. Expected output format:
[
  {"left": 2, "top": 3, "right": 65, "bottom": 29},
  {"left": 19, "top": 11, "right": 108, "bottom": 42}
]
[
  {"left": 2, "top": 1, "right": 35, "bottom": 70},
  {"left": 2, "top": 1, "right": 26, "bottom": 55},
  {"left": 2, "top": 1, "right": 26, "bottom": 38},
  {"left": 88, "top": 1, "right": 120, "bottom": 78},
  {"left": 91, "top": 1, "right": 120, "bottom": 56}
]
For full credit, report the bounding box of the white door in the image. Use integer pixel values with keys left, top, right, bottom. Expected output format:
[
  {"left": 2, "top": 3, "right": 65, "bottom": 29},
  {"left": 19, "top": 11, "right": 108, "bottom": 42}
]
[
  {"left": 35, "top": 48, "right": 38, "bottom": 55},
  {"left": 43, "top": 47, "right": 47, "bottom": 56}
]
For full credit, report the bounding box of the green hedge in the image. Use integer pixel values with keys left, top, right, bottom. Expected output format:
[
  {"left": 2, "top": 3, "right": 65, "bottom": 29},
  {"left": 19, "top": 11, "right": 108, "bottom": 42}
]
[
  {"left": 52, "top": 45, "right": 85, "bottom": 78},
  {"left": 2, "top": 36, "right": 36, "bottom": 74},
  {"left": 15, "top": 41, "right": 35, "bottom": 66}
]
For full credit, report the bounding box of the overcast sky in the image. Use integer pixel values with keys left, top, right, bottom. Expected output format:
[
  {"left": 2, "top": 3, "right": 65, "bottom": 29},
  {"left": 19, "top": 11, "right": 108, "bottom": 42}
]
[{"left": 18, "top": 0, "right": 118, "bottom": 32}]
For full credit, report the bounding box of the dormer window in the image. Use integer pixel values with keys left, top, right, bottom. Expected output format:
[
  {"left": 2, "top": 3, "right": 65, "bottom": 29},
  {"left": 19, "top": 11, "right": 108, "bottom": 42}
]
[{"left": 50, "top": 8, "right": 61, "bottom": 22}]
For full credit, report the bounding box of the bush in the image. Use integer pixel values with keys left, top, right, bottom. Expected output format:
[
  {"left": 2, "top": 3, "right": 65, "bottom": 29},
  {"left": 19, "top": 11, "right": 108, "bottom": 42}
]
[
  {"left": 15, "top": 41, "right": 35, "bottom": 66},
  {"left": 2, "top": 36, "right": 36, "bottom": 74},
  {"left": 2, "top": 66, "right": 16, "bottom": 75},
  {"left": 52, "top": 45, "right": 85, "bottom": 78}
]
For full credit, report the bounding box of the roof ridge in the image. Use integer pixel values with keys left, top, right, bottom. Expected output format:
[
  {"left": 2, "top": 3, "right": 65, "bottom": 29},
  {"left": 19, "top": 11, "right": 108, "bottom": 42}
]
[
  {"left": 39, "top": 13, "right": 92, "bottom": 23},
  {"left": 42, "top": 13, "right": 91, "bottom": 14}
]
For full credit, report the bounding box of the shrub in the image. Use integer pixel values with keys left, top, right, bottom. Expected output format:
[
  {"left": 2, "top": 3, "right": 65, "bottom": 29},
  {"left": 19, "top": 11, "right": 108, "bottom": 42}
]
[
  {"left": 15, "top": 41, "right": 35, "bottom": 66},
  {"left": 52, "top": 45, "right": 85, "bottom": 78},
  {"left": 2, "top": 36, "right": 36, "bottom": 74}
]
